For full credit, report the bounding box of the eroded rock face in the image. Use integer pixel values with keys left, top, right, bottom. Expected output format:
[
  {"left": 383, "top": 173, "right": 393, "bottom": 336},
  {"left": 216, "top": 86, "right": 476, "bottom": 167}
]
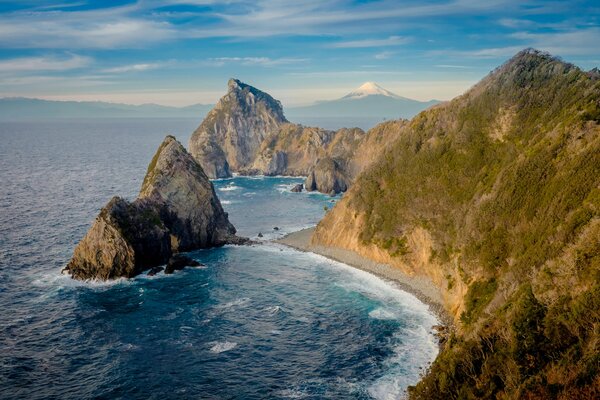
[
  {"left": 65, "top": 136, "right": 244, "bottom": 280},
  {"left": 304, "top": 157, "right": 349, "bottom": 195},
  {"left": 189, "top": 78, "right": 288, "bottom": 178}
]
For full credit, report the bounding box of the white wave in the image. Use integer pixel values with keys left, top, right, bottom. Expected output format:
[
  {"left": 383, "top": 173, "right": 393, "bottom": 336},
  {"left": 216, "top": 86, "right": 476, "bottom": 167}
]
[
  {"left": 368, "top": 308, "right": 398, "bottom": 320},
  {"left": 31, "top": 270, "right": 133, "bottom": 289},
  {"left": 218, "top": 185, "right": 240, "bottom": 191},
  {"left": 221, "top": 200, "right": 233, "bottom": 205},
  {"left": 276, "top": 389, "right": 307, "bottom": 399},
  {"left": 209, "top": 341, "right": 237, "bottom": 353},
  {"left": 270, "top": 329, "right": 283, "bottom": 335},
  {"left": 264, "top": 305, "right": 282, "bottom": 315},
  {"left": 215, "top": 297, "right": 251, "bottom": 310}
]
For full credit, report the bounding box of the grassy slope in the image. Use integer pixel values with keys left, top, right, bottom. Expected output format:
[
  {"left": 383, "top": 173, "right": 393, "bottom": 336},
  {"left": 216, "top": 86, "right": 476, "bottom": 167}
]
[{"left": 314, "top": 49, "right": 600, "bottom": 399}]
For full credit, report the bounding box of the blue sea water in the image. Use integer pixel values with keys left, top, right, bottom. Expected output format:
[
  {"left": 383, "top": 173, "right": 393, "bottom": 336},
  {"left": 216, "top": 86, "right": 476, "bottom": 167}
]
[{"left": 0, "top": 119, "right": 438, "bottom": 399}]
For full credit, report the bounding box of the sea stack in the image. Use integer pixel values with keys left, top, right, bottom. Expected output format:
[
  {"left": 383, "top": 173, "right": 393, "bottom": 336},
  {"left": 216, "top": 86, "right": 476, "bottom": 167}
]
[{"left": 65, "top": 135, "right": 245, "bottom": 280}]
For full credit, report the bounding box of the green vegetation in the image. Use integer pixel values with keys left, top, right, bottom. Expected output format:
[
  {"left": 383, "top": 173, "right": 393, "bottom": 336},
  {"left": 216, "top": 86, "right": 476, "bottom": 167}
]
[
  {"left": 335, "top": 50, "right": 600, "bottom": 398},
  {"left": 141, "top": 136, "right": 174, "bottom": 192},
  {"left": 460, "top": 278, "right": 497, "bottom": 325}
]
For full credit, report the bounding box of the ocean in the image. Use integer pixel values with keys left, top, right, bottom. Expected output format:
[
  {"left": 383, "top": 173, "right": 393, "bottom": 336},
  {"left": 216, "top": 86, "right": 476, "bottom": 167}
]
[{"left": 0, "top": 119, "right": 438, "bottom": 399}]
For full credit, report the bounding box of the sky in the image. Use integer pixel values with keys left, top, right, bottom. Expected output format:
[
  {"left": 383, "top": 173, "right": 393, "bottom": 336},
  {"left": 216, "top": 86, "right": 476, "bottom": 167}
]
[{"left": 0, "top": 0, "right": 598, "bottom": 107}]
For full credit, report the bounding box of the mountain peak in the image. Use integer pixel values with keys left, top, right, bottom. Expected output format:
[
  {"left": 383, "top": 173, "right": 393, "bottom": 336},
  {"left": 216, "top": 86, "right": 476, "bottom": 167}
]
[
  {"left": 487, "top": 48, "right": 578, "bottom": 86},
  {"left": 342, "top": 82, "right": 400, "bottom": 99}
]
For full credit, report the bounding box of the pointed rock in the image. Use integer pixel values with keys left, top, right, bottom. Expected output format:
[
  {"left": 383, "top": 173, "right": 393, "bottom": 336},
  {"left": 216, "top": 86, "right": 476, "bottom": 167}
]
[
  {"left": 65, "top": 136, "right": 245, "bottom": 280},
  {"left": 189, "top": 78, "right": 288, "bottom": 178}
]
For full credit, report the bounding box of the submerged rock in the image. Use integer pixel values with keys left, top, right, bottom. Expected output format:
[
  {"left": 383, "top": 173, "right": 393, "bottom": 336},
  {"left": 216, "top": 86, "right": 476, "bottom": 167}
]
[
  {"left": 65, "top": 135, "right": 246, "bottom": 280},
  {"left": 147, "top": 266, "right": 164, "bottom": 276},
  {"left": 304, "top": 157, "right": 349, "bottom": 195},
  {"left": 164, "top": 254, "right": 202, "bottom": 274},
  {"left": 291, "top": 183, "right": 303, "bottom": 192}
]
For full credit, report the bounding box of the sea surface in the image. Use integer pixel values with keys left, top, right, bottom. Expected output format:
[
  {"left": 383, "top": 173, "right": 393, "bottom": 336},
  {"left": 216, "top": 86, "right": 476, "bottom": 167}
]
[{"left": 0, "top": 119, "right": 438, "bottom": 399}]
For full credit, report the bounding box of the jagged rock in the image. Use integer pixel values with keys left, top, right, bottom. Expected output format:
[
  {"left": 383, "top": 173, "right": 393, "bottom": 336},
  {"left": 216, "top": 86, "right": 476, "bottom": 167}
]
[
  {"left": 304, "top": 157, "right": 349, "bottom": 194},
  {"left": 273, "top": 227, "right": 280, "bottom": 231},
  {"left": 65, "top": 135, "right": 246, "bottom": 280},
  {"left": 164, "top": 254, "right": 202, "bottom": 274},
  {"left": 257, "top": 232, "right": 263, "bottom": 238},
  {"left": 291, "top": 184, "right": 303, "bottom": 192},
  {"left": 147, "top": 266, "right": 164, "bottom": 276},
  {"left": 189, "top": 78, "right": 288, "bottom": 178}
]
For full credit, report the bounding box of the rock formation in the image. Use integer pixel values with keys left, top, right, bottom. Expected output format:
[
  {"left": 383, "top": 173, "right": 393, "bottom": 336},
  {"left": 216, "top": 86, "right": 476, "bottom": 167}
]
[
  {"left": 304, "top": 157, "right": 349, "bottom": 195},
  {"left": 189, "top": 78, "right": 288, "bottom": 178},
  {"left": 65, "top": 135, "right": 245, "bottom": 280},
  {"left": 188, "top": 78, "right": 374, "bottom": 194}
]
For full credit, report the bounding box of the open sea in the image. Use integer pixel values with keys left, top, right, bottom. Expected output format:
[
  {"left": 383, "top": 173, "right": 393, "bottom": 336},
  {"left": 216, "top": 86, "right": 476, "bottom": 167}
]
[{"left": 0, "top": 119, "right": 438, "bottom": 399}]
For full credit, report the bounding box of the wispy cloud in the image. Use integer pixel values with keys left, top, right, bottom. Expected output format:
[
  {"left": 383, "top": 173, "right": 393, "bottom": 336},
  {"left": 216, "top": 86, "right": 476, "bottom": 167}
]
[
  {"left": 0, "top": 54, "right": 91, "bottom": 72},
  {"left": 102, "top": 63, "right": 162, "bottom": 73},
  {"left": 435, "top": 64, "right": 472, "bottom": 69},
  {"left": 375, "top": 51, "right": 395, "bottom": 60},
  {"left": 207, "top": 57, "right": 308, "bottom": 66},
  {"left": 331, "top": 36, "right": 410, "bottom": 48}
]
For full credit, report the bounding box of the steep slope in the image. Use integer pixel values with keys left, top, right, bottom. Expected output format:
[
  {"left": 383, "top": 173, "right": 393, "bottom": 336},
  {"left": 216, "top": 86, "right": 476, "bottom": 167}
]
[
  {"left": 188, "top": 78, "right": 288, "bottom": 178},
  {"left": 313, "top": 49, "right": 600, "bottom": 399},
  {"left": 66, "top": 136, "right": 243, "bottom": 280},
  {"left": 246, "top": 124, "right": 366, "bottom": 176},
  {"left": 188, "top": 78, "right": 373, "bottom": 194}
]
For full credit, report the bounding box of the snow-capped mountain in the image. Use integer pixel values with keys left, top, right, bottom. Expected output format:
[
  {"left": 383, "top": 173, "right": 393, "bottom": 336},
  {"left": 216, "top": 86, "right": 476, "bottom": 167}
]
[
  {"left": 287, "top": 82, "right": 439, "bottom": 130},
  {"left": 341, "top": 82, "right": 402, "bottom": 100}
]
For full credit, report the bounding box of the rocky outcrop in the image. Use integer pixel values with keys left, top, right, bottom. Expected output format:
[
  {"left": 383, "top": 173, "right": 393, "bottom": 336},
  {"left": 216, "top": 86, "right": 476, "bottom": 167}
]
[
  {"left": 304, "top": 157, "right": 349, "bottom": 195},
  {"left": 65, "top": 135, "right": 245, "bottom": 280},
  {"left": 187, "top": 78, "right": 408, "bottom": 195},
  {"left": 189, "top": 78, "right": 288, "bottom": 178},
  {"left": 290, "top": 183, "right": 303, "bottom": 192}
]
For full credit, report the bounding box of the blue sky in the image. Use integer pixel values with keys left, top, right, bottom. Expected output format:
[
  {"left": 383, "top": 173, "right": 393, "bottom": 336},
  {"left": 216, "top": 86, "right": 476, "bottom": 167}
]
[{"left": 0, "top": 0, "right": 598, "bottom": 106}]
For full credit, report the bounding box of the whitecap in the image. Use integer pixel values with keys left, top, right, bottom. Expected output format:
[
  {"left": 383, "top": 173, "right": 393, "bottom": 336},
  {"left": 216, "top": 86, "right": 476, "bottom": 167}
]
[
  {"left": 368, "top": 308, "right": 397, "bottom": 320},
  {"left": 264, "top": 305, "right": 282, "bottom": 315},
  {"left": 209, "top": 341, "right": 237, "bottom": 353},
  {"left": 218, "top": 185, "right": 240, "bottom": 192},
  {"left": 215, "top": 297, "right": 251, "bottom": 310},
  {"left": 276, "top": 388, "right": 306, "bottom": 399}
]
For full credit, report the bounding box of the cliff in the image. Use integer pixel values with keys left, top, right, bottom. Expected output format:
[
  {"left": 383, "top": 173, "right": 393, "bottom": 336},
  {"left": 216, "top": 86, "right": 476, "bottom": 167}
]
[
  {"left": 66, "top": 136, "right": 244, "bottom": 280},
  {"left": 188, "top": 79, "right": 374, "bottom": 194},
  {"left": 188, "top": 78, "right": 288, "bottom": 178},
  {"left": 312, "top": 49, "right": 600, "bottom": 399}
]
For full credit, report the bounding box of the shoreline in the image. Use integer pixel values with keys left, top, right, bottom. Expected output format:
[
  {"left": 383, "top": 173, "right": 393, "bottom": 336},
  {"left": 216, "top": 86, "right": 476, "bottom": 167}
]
[{"left": 276, "top": 227, "right": 453, "bottom": 328}]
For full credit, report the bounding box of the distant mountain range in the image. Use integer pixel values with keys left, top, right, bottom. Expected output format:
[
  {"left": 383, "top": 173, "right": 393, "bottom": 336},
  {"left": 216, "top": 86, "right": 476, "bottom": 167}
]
[
  {"left": 0, "top": 82, "right": 438, "bottom": 128},
  {"left": 286, "top": 82, "right": 440, "bottom": 124},
  {"left": 0, "top": 97, "right": 213, "bottom": 120}
]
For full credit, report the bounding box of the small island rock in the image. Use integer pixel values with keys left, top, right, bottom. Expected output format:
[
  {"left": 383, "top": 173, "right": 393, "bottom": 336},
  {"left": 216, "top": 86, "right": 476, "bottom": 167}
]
[{"left": 65, "top": 135, "right": 246, "bottom": 280}]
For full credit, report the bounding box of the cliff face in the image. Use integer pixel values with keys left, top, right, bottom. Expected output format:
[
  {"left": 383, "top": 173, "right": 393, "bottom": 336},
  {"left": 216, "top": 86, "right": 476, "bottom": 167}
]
[
  {"left": 304, "top": 157, "right": 349, "bottom": 195},
  {"left": 188, "top": 79, "right": 375, "bottom": 194},
  {"left": 66, "top": 136, "right": 243, "bottom": 280},
  {"left": 313, "top": 49, "right": 600, "bottom": 399},
  {"left": 188, "top": 79, "right": 288, "bottom": 178}
]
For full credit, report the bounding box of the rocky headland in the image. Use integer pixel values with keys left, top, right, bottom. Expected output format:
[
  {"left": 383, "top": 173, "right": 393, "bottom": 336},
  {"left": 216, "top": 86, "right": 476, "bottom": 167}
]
[
  {"left": 309, "top": 49, "right": 600, "bottom": 399},
  {"left": 188, "top": 78, "right": 399, "bottom": 194},
  {"left": 65, "top": 135, "right": 246, "bottom": 280}
]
